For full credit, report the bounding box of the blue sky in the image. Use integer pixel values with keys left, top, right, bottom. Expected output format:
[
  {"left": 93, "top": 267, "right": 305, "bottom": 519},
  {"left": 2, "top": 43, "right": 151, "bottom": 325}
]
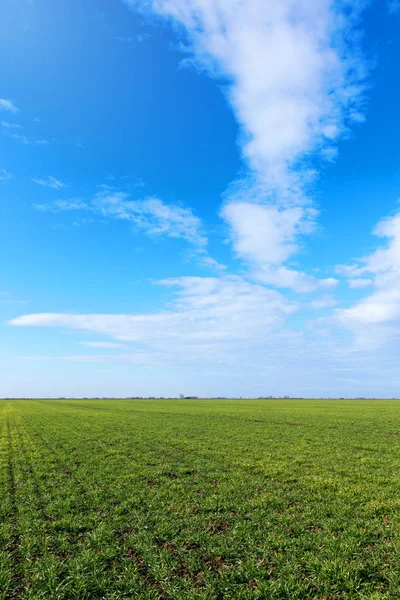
[{"left": 2, "top": 0, "right": 400, "bottom": 397}]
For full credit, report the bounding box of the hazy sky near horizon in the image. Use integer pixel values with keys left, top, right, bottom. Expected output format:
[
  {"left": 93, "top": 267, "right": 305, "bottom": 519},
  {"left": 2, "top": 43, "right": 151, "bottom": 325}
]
[{"left": 2, "top": 0, "right": 400, "bottom": 397}]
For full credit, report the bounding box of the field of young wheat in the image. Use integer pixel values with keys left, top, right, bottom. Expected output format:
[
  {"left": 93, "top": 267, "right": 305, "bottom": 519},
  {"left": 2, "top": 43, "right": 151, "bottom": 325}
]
[{"left": 1, "top": 399, "right": 399, "bottom": 599}]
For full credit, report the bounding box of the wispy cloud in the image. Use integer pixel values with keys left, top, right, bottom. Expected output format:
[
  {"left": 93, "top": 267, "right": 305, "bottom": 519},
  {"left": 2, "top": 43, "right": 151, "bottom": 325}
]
[
  {"left": 12, "top": 274, "right": 398, "bottom": 397},
  {"left": 34, "top": 189, "right": 224, "bottom": 268},
  {"left": 347, "top": 278, "right": 373, "bottom": 289},
  {"left": 0, "top": 291, "right": 28, "bottom": 305},
  {"left": 9, "top": 276, "right": 297, "bottom": 367},
  {"left": 12, "top": 271, "right": 400, "bottom": 395},
  {"left": 93, "top": 191, "right": 207, "bottom": 247},
  {"left": 36, "top": 191, "right": 206, "bottom": 245},
  {"left": 32, "top": 176, "right": 66, "bottom": 189},
  {"left": 0, "top": 169, "right": 14, "bottom": 182},
  {"left": 1, "top": 121, "right": 22, "bottom": 129},
  {"left": 337, "top": 211, "right": 400, "bottom": 329},
  {"left": 0, "top": 99, "right": 19, "bottom": 113},
  {"left": 12, "top": 133, "right": 49, "bottom": 146},
  {"left": 222, "top": 201, "right": 337, "bottom": 292},
  {"left": 79, "top": 341, "right": 129, "bottom": 349},
  {"left": 197, "top": 255, "right": 227, "bottom": 272},
  {"left": 115, "top": 33, "right": 147, "bottom": 43},
  {"left": 35, "top": 199, "right": 88, "bottom": 212},
  {"left": 125, "top": 0, "right": 367, "bottom": 292}
]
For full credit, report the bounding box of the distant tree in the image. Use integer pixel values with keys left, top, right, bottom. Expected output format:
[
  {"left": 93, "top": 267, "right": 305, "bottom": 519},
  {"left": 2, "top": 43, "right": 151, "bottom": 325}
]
[{"left": 179, "top": 393, "right": 184, "bottom": 399}]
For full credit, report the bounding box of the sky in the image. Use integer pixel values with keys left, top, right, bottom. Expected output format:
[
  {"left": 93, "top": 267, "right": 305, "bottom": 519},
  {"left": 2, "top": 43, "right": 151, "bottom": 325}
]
[{"left": 1, "top": 0, "right": 400, "bottom": 398}]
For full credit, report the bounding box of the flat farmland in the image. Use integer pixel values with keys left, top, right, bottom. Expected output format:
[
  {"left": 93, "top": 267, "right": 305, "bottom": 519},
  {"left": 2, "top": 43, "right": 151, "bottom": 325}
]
[{"left": 0, "top": 399, "right": 399, "bottom": 599}]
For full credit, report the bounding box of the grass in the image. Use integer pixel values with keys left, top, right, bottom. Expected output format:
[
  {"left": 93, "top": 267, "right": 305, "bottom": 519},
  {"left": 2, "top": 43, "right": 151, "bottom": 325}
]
[{"left": 0, "top": 399, "right": 400, "bottom": 599}]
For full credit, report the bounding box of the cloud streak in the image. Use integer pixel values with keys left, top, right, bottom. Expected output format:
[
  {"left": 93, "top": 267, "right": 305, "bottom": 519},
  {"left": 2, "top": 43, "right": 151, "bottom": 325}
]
[
  {"left": 32, "top": 176, "right": 66, "bottom": 189},
  {"left": 35, "top": 199, "right": 89, "bottom": 212},
  {"left": 36, "top": 190, "right": 206, "bottom": 246},
  {"left": 12, "top": 134, "right": 49, "bottom": 146},
  {"left": 35, "top": 189, "right": 225, "bottom": 269},
  {"left": 93, "top": 191, "right": 207, "bottom": 247},
  {"left": 11, "top": 274, "right": 400, "bottom": 396},
  {"left": 9, "top": 276, "right": 296, "bottom": 348},
  {"left": 1, "top": 121, "right": 22, "bottom": 129},
  {"left": 0, "top": 99, "right": 19, "bottom": 113},
  {"left": 79, "top": 341, "right": 129, "bottom": 349}
]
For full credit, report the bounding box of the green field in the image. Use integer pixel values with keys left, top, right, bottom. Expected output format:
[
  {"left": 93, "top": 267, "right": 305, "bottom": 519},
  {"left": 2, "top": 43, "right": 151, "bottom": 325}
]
[{"left": 1, "top": 399, "right": 400, "bottom": 599}]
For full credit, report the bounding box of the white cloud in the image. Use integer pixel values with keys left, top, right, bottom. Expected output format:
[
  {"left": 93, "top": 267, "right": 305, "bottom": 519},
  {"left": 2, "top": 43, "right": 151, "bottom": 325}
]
[
  {"left": 310, "top": 295, "right": 338, "bottom": 309},
  {"left": 337, "top": 212, "right": 400, "bottom": 342},
  {"left": 9, "top": 276, "right": 296, "bottom": 356},
  {"left": 347, "top": 278, "right": 372, "bottom": 289},
  {"left": 0, "top": 299, "right": 29, "bottom": 305},
  {"left": 1, "top": 121, "right": 22, "bottom": 129},
  {"left": 335, "top": 263, "right": 365, "bottom": 278},
  {"left": 0, "top": 291, "right": 28, "bottom": 304},
  {"left": 223, "top": 203, "right": 308, "bottom": 265},
  {"left": 12, "top": 273, "right": 331, "bottom": 394},
  {"left": 126, "top": 0, "right": 365, "bottom": 189},
  {"left": 0, "top": 169, "right": 14, "bottom": 182},
  {"left": 12, "top": 133, "right": 49, "bottom": 146},
  {"left": 79, "top": 341, "right": 129, "bottom": 349},
  {"left": 339, "top": 212, "right": 400, "bottom": 282},
  {"left": 340, "top": 289, "right": 400, "bottom": 325},
  {"left": 12, "top": 134, "right": 29, "bottom": 144},
  {"left": 0, "top": 99, "right": 19, "bottom": 113},
  {"left": 35, "top": 189, "right": 223, "bottom": 269},
  {"left": 32, "top": 176, "right": 66, "bottom": 189},
  {"left": 93, "top": 191, "right": 207, "bottom": 247},
  {"left": 13, "top": 273, "right": 400, "bottom": 397},
  {"left": 320, "top": 146, "right": 339, "bottom": 162},
  {"left": 197, "top": 255, "right": 227, "bottom": 271},
  {"left": 11, "top": 267, "right": 400, "bottom": 396},
  {"left": 35, "top": 199, "right": 88, "bottom": 212},
  {"left": 222, "top": 202, "right": 337, "bottom": 291},
  {"left": 36, "top": 191, "right": 205, "bottom": 246},
  {"left": 125, "top": 0, "right": 366, "bottom": 291}
]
